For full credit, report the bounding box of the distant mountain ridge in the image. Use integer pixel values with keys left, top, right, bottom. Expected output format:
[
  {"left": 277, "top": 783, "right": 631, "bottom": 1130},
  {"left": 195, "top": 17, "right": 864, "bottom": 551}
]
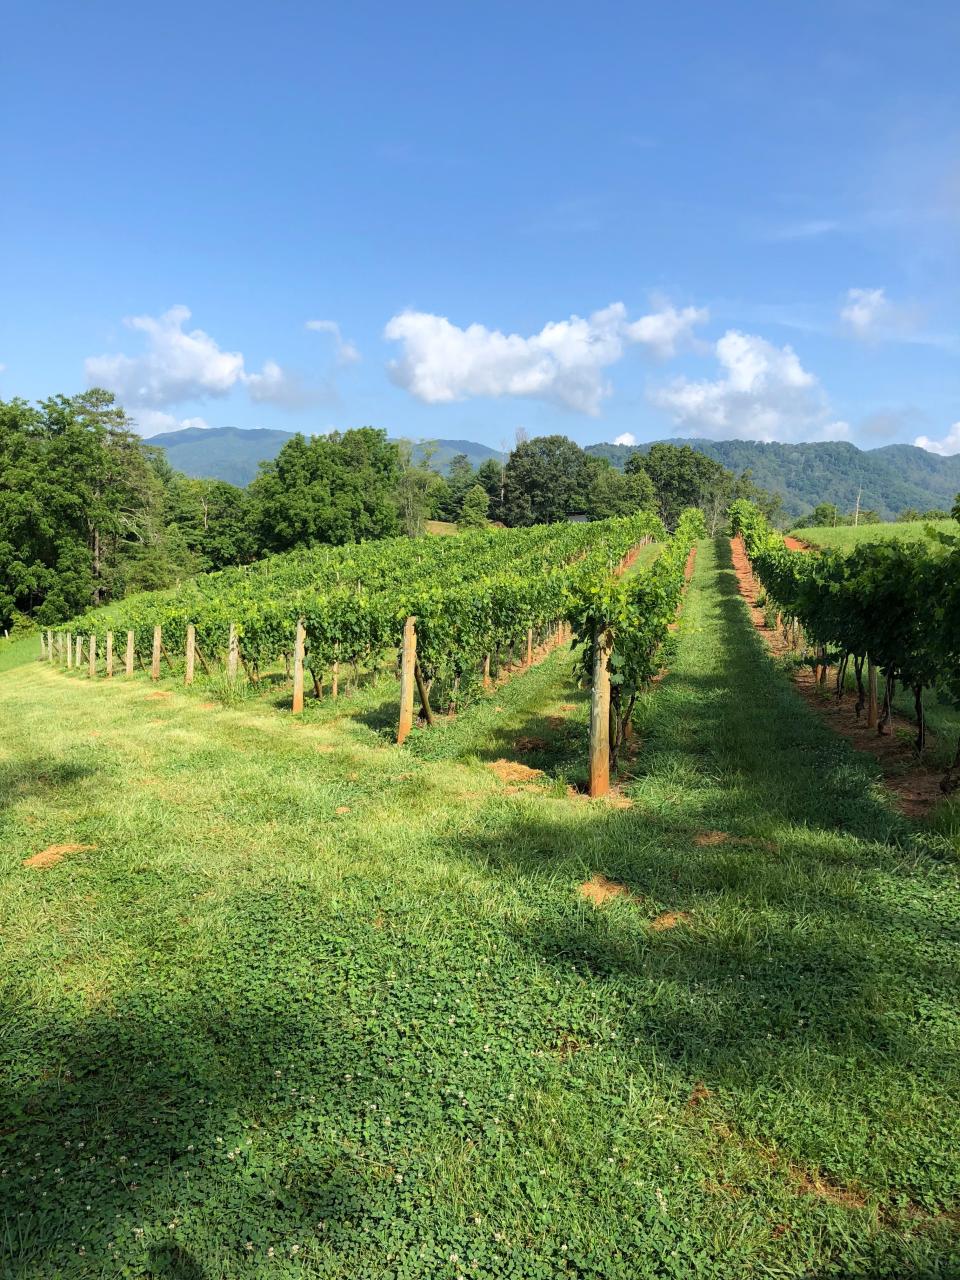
[
  {"left": 585, "top": 438, "right": 960, "bottom": 520},
  {"left": 147, "top": 426, "right": 502, "bottom": 487},
  {"left": 147, "top": 425, "right": 960, "bottom": 521}
]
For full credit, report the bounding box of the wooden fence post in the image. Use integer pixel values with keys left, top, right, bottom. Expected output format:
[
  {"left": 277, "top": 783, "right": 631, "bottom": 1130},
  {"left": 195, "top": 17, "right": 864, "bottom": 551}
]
[
  {"left": 105, "top": 631, "right": 113, "bottom": 677},
  {"left": 125, "top": 631, "right": 135, "bottom": 676},
  {"left": 526, "top": 627, "right": 533, "bottom": 666},
  {"left": 66, "top": 631, "right": 73, "bottom": 670},
  {"left": 47, "top": 629, "right": 54, "bottom": 662},
  {"left": 397, "top": 616, "right": 417, "bottom": 744},
  {"left": 88, "top": 635, "right": 97, "bottom": 678},
  {"left": 75, "top": 635, "right": 83, "bottom": 668},
  {"left": 588, "top": 628, "right": 611, "bottom": 798},
  {"left": 185, "top": 624, "right": 196, "bottom": 685},
  {"left": 56, "top": 633, "right": 63, "bottom": 663},
  {"left": 292, "top": 618, "right": 305, "bottom": 713},
  {"left": 331, "top": 658, "right": 339, "bottom": 699},
  {"left": 867, "top": 659, "right": 878, "bottom": 729},
  {"left": 151, "top": 625, "right": 162, "bottom": 680},
  {"left": 227, "top": 623, "right": 238, "bottom": 680}
]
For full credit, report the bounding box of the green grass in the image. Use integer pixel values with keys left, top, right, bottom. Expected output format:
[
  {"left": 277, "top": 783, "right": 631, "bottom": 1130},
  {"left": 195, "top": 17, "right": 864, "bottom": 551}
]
[
  {"left": 792, "top": 518, "right": 958, "bottom": 551},
  {"left": 1, "top": 540, "right": 958, "bottom": 1277}
]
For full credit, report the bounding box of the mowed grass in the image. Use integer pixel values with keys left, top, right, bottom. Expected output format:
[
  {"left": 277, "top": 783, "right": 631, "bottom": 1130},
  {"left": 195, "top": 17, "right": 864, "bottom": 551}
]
[
  {"left": 1, "top": 541, "right": 959, "bottom": 1278},
  {"left": 792, "top": 517, "right": 958, "bottom": 551}
]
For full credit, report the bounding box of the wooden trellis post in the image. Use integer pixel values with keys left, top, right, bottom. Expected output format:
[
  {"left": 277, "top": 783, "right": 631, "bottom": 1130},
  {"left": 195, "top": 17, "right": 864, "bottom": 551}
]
[
  {"left": 56, "top": 633, "right": 63, "bottom": 663},
  {"left": 75, "top": 636, "right": 83, "bottom": 668},
  {"left": 526, "top": 627, "right": 533, "bottom": 666},
  {"left": 125, "top": 631, "right": 135, "bottom": 676},
  {"left": 331, "top": 658, "right": 339, "bottom": 699},
  {"left": 227, "top": 623, "right": 238, "bottom": 679},
  {"left": 151, "top": 626, "right": 162, "bottom": 680},
  {"left": 397, "top": 616, "right": 417, "bottom": 744},
  {"left": 66, "top": 632, "right": 73, "bottom": 670},
  {"left": 867, "top": 659, "right": 879, "bottom": 729},
  {"left": 482, "top": 653, "right": 491, "bottom": 689},
  {"left": 105, "top": 631, "right": 113, "bottom": 677},
  {"left": 88, "top": 635, "right": 97, "bottom": 678},
  {"left": 292, "top": 618, "right": 305, "bottom": 714},
  {"left": 184, "top": 624, "right": 196, "bottom": 685},
  {"left": 47, "top": 629, "right": 54, "bottom": 662},
  {"left": 588, "top": 628, "right": 611, "bottom": 798}
]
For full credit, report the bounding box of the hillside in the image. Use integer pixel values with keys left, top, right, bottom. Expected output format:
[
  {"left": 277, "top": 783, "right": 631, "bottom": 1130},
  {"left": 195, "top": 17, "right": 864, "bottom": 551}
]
[
  {"left": 148, "top": 425, "right": 502, "bottom": 486},
  {"left": 586, "top": 439, "right": 960, "bottom": 521}
]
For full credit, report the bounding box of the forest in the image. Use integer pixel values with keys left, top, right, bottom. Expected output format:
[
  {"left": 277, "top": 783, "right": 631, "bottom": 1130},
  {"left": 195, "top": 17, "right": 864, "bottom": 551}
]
[{"left": 0, "top": 390, "right": 776, "bottom": 630}]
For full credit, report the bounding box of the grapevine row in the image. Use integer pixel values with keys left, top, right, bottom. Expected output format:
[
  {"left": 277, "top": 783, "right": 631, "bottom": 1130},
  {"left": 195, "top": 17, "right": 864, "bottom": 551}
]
[{"left": 730, "top": 499, "right": 960, "bottom": 784}]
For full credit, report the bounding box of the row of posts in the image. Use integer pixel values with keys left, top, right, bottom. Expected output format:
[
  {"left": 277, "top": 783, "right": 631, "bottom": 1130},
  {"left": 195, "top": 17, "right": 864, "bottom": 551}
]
[
  {"left": 40, "top": 624, "right": 238, "bottom": 683},
  {"left": 42, "top": 612, "right": 606, "bottom": 779}
]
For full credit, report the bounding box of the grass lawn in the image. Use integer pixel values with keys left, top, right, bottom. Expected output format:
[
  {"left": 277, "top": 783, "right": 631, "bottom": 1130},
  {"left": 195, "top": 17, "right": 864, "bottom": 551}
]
[
  {"left": 791, "top": 518, "right": 958, "bottom": 551},
  {"left": 1, "top": 540, "right": 958, "bottom": 1277}
]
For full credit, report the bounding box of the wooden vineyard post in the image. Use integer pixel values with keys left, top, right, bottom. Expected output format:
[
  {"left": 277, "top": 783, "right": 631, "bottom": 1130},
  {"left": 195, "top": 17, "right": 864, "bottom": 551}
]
[
  {"left": 56, "top": 633, "right": 63, "bottom": 663},
  {"left": 867, "top": 659, "right": 879, "bottom": 729},
  {"left": 88, "top": 635, "right": 97, "bottom": 678},
  {"left": 397, "top": 616, "right": 417, "bottom": 744},
  {"left": 331, "top": 659, "right": 339, "bottom": 699},
  {"left": 105, "top": 631, "right": 113, "bottom": 677},
  {"left": 39, "top": 633, "right": 46, "bottom": 661},
  {"left": 588, "top": 629, "right": 611, "bottom": 798},
  {"left": 151, "top": 626, "right": 162, "bottom": 681},
  {"left": 292, "top": 618, "right": 305, "bottom": 714},
  {"left": 482, "top": 653, "right": 491, "bottom": 689},
  {"left": 125, "top": 631, "right": 134, "bottom": 676},
  {"left": 185, "top": 624, "right": 196, "bottom": 686},
  {"left": 526, "top": 627, "right": 533, "bottom": 666},
  {"left": 227, "top": 623, "right": 238, "bottom": 680},
  {"left": 66, "top": 632, "right": 73, "bottom": 670},
  {"left": 75, "top": 636, "right": 83, "bottom": 668},
  {"left": 47, "top": 629, "right": 54, "bottom": 662}
]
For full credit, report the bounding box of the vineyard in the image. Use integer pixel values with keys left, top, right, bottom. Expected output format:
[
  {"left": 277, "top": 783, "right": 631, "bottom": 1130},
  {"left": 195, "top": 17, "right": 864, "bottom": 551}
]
[
  {"left": 4, "top": 519, "right": 960, "bottom": 1277},
  {"left": 42, "top": 511, "right": 704, "bottom": 794},
  {"left": 731, "top": 500, "right": 960, "bottom": 775}
]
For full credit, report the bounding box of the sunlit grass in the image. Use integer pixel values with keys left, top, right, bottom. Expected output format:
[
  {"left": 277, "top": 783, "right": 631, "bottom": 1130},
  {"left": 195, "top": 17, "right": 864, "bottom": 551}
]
[{"left": 0, "top": 541, "right": 958, "bottom": 1277}]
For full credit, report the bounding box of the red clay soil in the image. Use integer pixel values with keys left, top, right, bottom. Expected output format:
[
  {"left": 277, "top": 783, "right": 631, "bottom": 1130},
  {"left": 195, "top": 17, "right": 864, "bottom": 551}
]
[
  {"left": 684, "top": 544, "right": 698, "bottom": 581},
  {"left": 782, "top": 536, "right": 812, "bottom": 552},
  {"left": 729, "top": 536, "right": 944, "bottom": 818}
]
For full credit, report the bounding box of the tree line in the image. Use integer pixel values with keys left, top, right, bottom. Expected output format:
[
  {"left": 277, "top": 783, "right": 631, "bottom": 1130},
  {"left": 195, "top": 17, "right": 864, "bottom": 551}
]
[{"left": 0, "top": 390, "right": 779, "bottom": 629}]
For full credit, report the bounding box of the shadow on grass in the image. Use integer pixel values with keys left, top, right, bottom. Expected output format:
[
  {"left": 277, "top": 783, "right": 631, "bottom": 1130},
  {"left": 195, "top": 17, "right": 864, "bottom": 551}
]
[{"left": 0, "top": 757, "right": 98, "bottom": 814}]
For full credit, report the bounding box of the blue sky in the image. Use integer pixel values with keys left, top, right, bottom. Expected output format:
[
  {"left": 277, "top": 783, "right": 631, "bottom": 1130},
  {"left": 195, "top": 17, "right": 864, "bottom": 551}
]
[{"left": 2, "top": 0, "right": 958, "bottom": 453}]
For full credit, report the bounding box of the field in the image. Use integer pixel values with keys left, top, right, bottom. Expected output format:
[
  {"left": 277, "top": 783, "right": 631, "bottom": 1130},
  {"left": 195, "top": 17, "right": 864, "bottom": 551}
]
[
  {"left": 2, "top": 538, "right": 959, "bottom": 1278},
  {"left": 791, "top": 517, "right": 958, "bottom": 551}
]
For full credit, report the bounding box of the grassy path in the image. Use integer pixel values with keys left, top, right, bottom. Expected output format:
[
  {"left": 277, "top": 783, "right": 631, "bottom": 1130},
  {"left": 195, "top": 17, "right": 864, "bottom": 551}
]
[{"left": 0, "top": 540, "right": 958, "bottom": 1277}]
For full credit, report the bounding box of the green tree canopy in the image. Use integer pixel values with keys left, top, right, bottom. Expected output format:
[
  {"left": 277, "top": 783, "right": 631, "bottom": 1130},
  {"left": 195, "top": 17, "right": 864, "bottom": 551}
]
[
  {"left": 458, "top": 484, "right": 490, "bottom": 529},
  {"left": 248, "top": 428, "right": 402, "bottom": 552}
]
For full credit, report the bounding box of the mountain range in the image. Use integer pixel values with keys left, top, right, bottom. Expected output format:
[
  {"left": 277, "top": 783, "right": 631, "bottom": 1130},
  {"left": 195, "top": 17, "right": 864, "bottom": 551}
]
[{"left": 147, "top": 426, "right": 960, "bottom": 521}]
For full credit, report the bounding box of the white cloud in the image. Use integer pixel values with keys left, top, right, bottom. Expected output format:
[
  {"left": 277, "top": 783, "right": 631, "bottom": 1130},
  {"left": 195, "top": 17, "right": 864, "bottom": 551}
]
[
  {"left": 244, "top": 359, "right": 317, "bottom": 409},
  {"left": 86, "top": 306, "right": 245, "bottom": 406},
  {"left": 623, "top": 304, "right": 708, "bottom": 358},
  {"left": 915, "top": 422, "right": 960, "bottom": 456},
  {"left": 650, "top": 330, "right": 849, "bottom": 443},
  {"left": 86, "top": 305, "right": 310, "bottom": 414},
  {"left": 306, "top": 319, "right": 361, "bottom": 365},
  {"left": 840, "top": 287, "right": 891, "bottom": 339},
  {"left": 613, "top": 432, "right": 637, "bottom": 446},
  {"left": 134, "top": 409, "right": 211, "bottom": 437},
  {"left": 384, "top": 301, "right": 706, "bottom": 415},
  {"left": 839, "top": 286, "right": 931, "bottom": 344}
]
